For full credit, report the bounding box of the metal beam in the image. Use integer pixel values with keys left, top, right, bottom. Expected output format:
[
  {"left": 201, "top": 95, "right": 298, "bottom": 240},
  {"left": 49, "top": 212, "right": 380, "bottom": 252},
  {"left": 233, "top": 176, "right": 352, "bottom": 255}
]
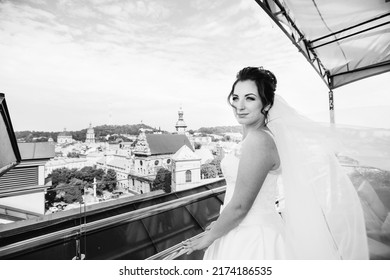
[{"left": 253, "top": 0, "right": 331, "bottom": 90}]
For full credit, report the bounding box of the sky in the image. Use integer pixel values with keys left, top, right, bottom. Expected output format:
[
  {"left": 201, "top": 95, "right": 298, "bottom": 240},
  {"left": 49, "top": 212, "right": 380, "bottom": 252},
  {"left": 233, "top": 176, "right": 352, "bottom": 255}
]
[{"left": 0, "top": 0, "right": 389, "bottom": 133}]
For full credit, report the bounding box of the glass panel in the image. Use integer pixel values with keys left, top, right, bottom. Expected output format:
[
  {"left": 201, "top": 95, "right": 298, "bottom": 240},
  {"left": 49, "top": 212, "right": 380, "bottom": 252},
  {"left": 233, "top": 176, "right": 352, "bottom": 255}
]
[
  {"left": 345, "top": 166, "right": 390, "bottom": 259},
  {"left": 0, "top": 181, "right": 225, "bottom": 259},
  {"left": 85, "top": 219, "right": 155, "bottom": 260}
]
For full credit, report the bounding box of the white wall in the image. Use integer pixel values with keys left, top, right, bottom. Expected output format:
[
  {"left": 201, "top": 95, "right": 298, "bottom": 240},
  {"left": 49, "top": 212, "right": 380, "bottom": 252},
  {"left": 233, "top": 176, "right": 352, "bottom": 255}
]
[{"left": 0, "top": 192, "right": 45, "bottom": 215}]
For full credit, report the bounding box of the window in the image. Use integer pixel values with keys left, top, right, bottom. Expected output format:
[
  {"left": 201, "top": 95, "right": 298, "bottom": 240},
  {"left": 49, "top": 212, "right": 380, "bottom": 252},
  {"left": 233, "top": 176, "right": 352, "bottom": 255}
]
[{"left": 185, "top": 170, "right": 191, "bottom": 182}]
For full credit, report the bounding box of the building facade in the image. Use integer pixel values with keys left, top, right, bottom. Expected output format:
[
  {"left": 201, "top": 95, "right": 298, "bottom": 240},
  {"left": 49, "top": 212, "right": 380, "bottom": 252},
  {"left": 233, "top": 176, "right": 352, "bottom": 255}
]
[
  {"left": 57, "top": 128, "right": 73, "bottom": 145},
  {"left": 172, "top": 145, "right": 201, "bottom": 192},
  {"left": 85, "top": 123, "right": 95, "bottom": 144},
  {"left": 45, "top": 157, "right": 90, "bottom": 176},
  {"left": 0, "top": 143, "right": 55, "bottom": 218},
  {"left": 128, "top": 130, "right": 194, "bottom": 194}
]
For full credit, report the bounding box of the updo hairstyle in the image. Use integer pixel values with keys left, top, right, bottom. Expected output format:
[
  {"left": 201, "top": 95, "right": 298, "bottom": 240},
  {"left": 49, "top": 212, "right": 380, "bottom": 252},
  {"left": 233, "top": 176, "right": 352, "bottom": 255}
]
[{"left": 228, "top": 66, "right": 277, "bottom": 124}]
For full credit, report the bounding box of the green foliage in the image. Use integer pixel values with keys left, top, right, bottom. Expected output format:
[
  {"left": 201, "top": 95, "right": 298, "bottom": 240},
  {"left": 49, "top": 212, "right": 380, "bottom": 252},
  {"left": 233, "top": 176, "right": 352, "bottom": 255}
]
[
  {"left": 45, "top": 187, "right": 57, "bottom": 206},
  {"left": 15, "top": 130, "right": 56, "bottom": 142},
  {"left": 75, "top": 166, "right": 105, "bottom": 183},
  {"left": 71, "top": 130, "right": 87, "bottom": 141},
  {"left": 16, "top": 125, "right": 241, "bottom": 143},
  {"left": 50, "top": 166, "right": 106, "bottom": 188},
  {"left": 194, "top": 142, "right": 202, "bottom": 149},
  {"left": 210, "top": 156, "right": 223, "bottom": 177},
  {"left": 201, "top": 164, "right": 218, "bottom": 179},
  {"left": 50, "top": 167, "right": 78, "bottom": 187},
  {"left": 152, "top": 168, "right": 172, "bottom": 193},
  {"left": 46, "top": 166, "right": 117, "bottom": 208},
  {"left": 62, "top": 178, "right": 87, "bottom": 204},
  {"left": 100, "top": 168, "right": 117, "bottom": 193},
  {"left": 67, "top": 152, "right": 80, "bottom": 158},
  {"left": 15, "top": 123, "right": 165, "bottom": 143},
  {"left": 197, "top": 126, "right": 242, "bottom": 135}
]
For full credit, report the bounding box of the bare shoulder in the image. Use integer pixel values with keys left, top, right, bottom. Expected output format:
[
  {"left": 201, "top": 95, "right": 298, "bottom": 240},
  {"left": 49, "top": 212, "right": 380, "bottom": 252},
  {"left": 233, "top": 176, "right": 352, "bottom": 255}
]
[
  {"left": 242, "top": 129, "right": 276, "bottom": 153},
  {"left": 240, "top": 129, "right": 279, "bottom": 170}
]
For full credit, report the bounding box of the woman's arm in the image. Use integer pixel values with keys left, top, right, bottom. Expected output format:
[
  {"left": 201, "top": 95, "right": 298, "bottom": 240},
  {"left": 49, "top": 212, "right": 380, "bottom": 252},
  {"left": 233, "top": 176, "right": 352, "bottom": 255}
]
[{"left": 184, "top": 130, "right": 278, "bottom": 253}]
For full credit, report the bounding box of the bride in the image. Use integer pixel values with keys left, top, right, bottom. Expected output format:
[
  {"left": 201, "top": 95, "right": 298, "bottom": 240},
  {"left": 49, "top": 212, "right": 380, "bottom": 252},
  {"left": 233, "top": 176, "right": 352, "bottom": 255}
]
[{"left": 183, "top": 66, "right": 369, "bottom": 260}]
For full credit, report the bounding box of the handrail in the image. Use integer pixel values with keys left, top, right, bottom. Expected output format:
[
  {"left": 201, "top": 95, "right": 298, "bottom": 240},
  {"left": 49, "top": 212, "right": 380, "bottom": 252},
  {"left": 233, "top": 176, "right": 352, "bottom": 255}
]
[
  {"left": 0, "top": 185, "right": 226, "bottom": 257},
  {"left": 146, "top": 231, "right": 207, "bottom": 260},
  {"left": 146, "top": 163, "right": 388, "bottom": 260}
]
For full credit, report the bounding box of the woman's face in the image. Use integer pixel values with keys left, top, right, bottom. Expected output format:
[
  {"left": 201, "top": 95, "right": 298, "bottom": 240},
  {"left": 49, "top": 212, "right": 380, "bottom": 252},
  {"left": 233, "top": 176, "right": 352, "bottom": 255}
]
[{"left": 231, "top": 80, "right": 265, "bottom": 127}]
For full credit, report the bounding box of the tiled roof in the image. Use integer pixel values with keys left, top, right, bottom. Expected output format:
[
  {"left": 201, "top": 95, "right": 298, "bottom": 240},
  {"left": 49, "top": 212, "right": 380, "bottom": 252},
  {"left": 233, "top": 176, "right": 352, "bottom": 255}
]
[
  {"left": 96, "top": 157, "right": 106, "bottom": 165},
  {"left": 17, "top": 143, "right": 55, "bottom": 160},
  {"left": 46, "top": 158, "right": 87, "bottom": 167},
  {"left": 107, "top": 157, "right": 128, "bottom": 169},
  {"left": 145, "top": 134, "right": 193, "bottom": 155},
  {"left": 172, "top": 145, "right": 201, "bottom": 161},
  {"left": 58, "top": 131, "right": 72, "bottom": 137}
]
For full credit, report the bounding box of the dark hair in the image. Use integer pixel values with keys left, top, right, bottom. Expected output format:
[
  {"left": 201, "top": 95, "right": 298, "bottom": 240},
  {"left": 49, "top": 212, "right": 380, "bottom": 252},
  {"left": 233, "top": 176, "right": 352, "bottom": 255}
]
[{"left": 228, "top": 67, "right": 277, "bottom": 124}]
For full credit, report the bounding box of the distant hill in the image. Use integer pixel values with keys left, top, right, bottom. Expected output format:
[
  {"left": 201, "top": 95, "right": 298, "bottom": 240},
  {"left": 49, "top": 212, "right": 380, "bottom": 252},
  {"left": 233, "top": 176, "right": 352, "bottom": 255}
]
[
  {"left": 196, "top": 126, "right": 242, "bottom": 135},
  {"left": 15, "top": 123, "right": 162, "bottom": 142},
  {"left": 15, "top": 124, "right": 242, "bottom": 143}
]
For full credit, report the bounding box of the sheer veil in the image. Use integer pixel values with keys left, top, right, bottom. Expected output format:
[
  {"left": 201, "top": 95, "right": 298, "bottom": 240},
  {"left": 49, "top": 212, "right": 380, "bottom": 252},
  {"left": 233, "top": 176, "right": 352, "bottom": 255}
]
[{"left": 267, "top": 95, "right": 372, "bottom": 259}]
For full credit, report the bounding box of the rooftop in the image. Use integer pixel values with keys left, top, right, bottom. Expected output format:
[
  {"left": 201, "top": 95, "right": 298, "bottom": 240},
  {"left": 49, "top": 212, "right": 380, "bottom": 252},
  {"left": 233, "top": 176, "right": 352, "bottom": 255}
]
[
  {"left": 138, "top": 134, "right": 193, "bottom": 156},
  {"left": 18, "top": 142, "right": 55, "bottom": 161}
]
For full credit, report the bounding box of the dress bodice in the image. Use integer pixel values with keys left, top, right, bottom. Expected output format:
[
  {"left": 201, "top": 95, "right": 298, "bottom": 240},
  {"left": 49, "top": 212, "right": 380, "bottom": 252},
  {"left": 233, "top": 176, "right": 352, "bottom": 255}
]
[{"left": 220, "top": 141, "right": 284, "bottom": 227}]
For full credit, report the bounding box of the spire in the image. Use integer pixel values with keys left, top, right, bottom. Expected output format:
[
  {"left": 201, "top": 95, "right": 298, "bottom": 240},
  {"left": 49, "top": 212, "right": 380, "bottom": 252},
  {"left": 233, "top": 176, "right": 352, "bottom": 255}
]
[
  {"left": 86, "top": 122, "right": 95, "bottom": 144},
  {"left": 175, "top": 106, "right": 187, "bottom": 134}
]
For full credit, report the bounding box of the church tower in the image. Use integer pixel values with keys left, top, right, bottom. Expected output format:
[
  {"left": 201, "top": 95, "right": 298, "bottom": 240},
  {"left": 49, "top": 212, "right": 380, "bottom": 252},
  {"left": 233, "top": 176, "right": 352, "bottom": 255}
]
[
  {"left": 175, "top": 107, "right": 187, "bottom": 134},
  {"left": 85, "top": 123, "right": 95, "bottom": 144}
]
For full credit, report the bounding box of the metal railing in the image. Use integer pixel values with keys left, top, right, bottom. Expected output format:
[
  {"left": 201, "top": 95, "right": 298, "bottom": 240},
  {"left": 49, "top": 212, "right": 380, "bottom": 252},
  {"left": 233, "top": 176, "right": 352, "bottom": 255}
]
[
  {"left": 0, "top": 184, "right": 225, "bottom": 258},
  {"left": 146, "top": 232, "right": 207, "bottom": 260}
]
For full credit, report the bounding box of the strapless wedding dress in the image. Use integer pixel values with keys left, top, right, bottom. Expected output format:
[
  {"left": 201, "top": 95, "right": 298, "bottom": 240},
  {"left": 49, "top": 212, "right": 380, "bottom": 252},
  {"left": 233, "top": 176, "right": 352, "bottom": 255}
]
[{"left": 203, "top": 141, "right": 286, "bottom": 259}]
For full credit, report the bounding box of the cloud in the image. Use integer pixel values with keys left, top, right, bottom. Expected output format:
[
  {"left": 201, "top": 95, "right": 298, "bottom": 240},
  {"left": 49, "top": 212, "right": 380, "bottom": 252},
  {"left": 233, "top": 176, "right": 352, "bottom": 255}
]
[
  {"left": 94, "top": 4, "right": 122, "bottom": 16},
  {"left": 1, "top": 0, "right": 389, "bottom": 132}
]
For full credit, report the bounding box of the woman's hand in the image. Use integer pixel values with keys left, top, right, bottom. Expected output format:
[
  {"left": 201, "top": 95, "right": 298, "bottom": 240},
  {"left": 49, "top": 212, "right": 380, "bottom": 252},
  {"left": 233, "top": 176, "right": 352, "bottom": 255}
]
[{"left": 182, "top": 234, "right": 214, "bottom": 255}]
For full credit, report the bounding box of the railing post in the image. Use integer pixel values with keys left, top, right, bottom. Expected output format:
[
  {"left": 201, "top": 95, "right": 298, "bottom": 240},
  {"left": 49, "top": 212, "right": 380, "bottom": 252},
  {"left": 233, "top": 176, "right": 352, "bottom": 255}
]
[{"left": 329, "top": 90, "right": 335, "bottom": 124}]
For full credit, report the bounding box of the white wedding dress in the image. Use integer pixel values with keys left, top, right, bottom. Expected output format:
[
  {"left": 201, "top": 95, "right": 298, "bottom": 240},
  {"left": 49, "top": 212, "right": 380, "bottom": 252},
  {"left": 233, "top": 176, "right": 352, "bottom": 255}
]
[
  {"left": 203, "top": 95, "right": 370, "bottom": 260},
  {"left": 203, "top": 139, "right": 286, "bottom": 260}
]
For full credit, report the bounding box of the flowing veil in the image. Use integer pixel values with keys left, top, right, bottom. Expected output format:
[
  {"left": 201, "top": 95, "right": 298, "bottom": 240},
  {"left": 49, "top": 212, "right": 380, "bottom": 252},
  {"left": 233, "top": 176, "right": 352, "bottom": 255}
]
[{"left": 267, "top": 95, "right": 390, "bottom": 259}]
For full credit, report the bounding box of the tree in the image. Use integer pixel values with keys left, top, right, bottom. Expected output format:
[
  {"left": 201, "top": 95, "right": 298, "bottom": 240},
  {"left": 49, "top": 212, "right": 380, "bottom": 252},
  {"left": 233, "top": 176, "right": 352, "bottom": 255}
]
[
  {"left": 50, "top": 167, "right": 78, "bottom": 187},
  {"left": 100, "top": 168, "right": 117, "bottom": 193},
  {"left": 210, "top": 156, "right": 223, "bottom": 177},
  {"left": 45, "top": 187, "right": 57, "bottom": 207},
  {"left": 62, "top": 178, "right": 87, "bottom": 204},
  {"left": 67, "top": 152, "right": 80, "bottom": 158},
  {"left": 194, "top": 142, "right": 202, "bottom": 149},
  {"left": 75, "top": 166, "right": 105, "bottom": 183},
  {"left": 201, "top": 164, "right": 218, "bottom": 179},
  {"left": 152, "top": 168, "right": 172, "bottom": 193}
]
